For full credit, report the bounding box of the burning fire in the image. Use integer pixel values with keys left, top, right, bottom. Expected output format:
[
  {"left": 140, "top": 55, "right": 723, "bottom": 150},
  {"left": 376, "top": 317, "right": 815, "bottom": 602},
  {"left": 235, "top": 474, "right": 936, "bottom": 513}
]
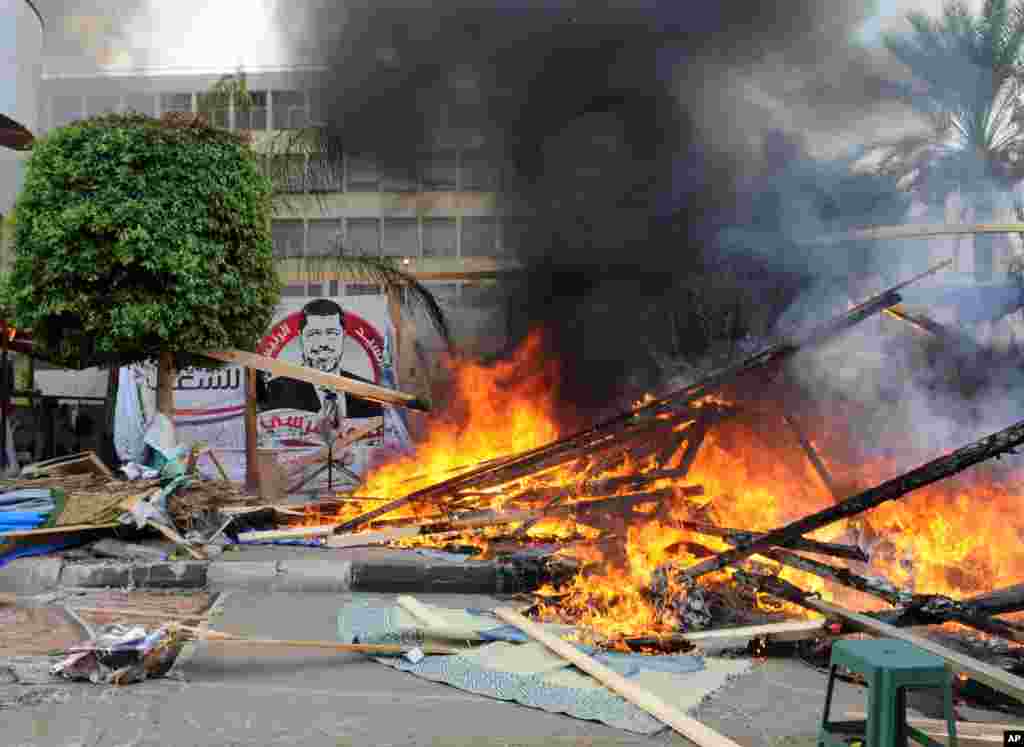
[{"left": 301, "top": 329, "right": 1024, "bottom": 641}]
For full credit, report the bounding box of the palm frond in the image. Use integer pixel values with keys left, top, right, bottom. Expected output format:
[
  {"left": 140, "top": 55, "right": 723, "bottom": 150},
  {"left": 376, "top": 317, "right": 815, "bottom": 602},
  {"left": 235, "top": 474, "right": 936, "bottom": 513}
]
[{"left": 300, "top": 239, "right": 452, "bottom": 349}]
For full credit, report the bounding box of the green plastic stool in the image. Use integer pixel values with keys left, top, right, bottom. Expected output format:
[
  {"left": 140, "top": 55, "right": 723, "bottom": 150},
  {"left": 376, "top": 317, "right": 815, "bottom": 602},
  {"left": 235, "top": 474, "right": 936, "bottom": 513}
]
[{"left": 819, "top": 638, "right": 958, "bottom": 747}]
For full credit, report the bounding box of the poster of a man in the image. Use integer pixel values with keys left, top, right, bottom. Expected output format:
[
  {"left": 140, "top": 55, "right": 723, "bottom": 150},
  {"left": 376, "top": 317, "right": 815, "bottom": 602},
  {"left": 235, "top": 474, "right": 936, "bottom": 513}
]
[{"left": 256, "top": 298, "right": 384, "bottom": 421}]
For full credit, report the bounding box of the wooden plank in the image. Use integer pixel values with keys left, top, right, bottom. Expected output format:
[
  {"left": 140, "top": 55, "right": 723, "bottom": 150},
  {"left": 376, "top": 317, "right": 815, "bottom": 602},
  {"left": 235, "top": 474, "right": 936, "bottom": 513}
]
[
  {"left": 494, "top": 607, "right": 745, "bottom": 747},
  {"left": 203, "top": 350, "right": 428, "bottom": 411},
  {"left": 0, "top": 522, "right": 120, "bottom": 538},
  {"left": 241, "top": 489, "right": 683, "bottom": 542},
  {"left": 20, "top": 450, "right": 111, "bottom": 479},
  {"left": 167, "top": 625, "right": 462, "bottom": 655},
  {"left": 245, "top": 367, "right": 260, "bottom": 494},
  {"left": 674, "top": 619, "right": 826, "bottom": 643},
  {"left": 815, "top": 222, "right": 1024, "bottom": 244},
  {"left": 844, "top": 711, "right": 1023, "bottom": 737},
  {"left": 325, "top": 527, "right": 420, "bottom": 548},
  {"left": 747, "top": 574, "right": 1024, "bottom": 705},
  {"left": 679, "top": 414, "right": 1024, "bottom": 582}
]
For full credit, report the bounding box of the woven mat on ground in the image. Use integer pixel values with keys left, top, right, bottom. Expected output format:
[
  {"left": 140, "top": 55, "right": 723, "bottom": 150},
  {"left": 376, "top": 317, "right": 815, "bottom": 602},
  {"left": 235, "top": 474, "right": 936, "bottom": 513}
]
[{"left": 337, "top": 598, "right": 753, "bottom": 735}]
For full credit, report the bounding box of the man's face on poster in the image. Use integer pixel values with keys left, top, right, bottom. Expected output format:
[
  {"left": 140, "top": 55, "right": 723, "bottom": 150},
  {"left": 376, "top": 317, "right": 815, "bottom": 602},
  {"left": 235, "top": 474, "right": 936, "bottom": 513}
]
[{"left": 301, "top": 313, "right": 345, "bottom": 373}]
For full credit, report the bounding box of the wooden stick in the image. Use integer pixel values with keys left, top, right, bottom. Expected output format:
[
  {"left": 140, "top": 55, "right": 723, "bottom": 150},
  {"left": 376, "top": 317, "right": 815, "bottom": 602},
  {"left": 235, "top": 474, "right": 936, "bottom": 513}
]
[
  {"left": 675, "top": 520, "right": 867, "bottom": 562},
  {"left": 239, "top": 489, "right": 685, "bottom": 542},
  {"left": 843, "top": 711, "right": 1024, "bottom": 736},
  {"left": 782, "top": 413, "right": 841, "bottom": 501},
  {"left": 169, "top": 625, "right": 461, "bottom": 655},
  {"left": 69, "top": 607, "right": 209, "bottom": 621},
  {"left": 678, "top": 414, "right": 1024, "bottom": 582},
  {"left": 203, "top": 350, "right": 428, "bottom": 411},
  {"left": 204, "top": 449, "right": 230, "bottom": 481},
  {"left": 736, "top": 572, "right": 1024, "bottom": 705},
  {"left": 325, "top": 527, "right": 420, "bottom": 548},
  {"left": 494, "top": 608, "right": 745, "bottom": 747},
  {"left": 623, "top": 619, "right": 826, "bottom": 648},
  {"left": 813, "top": 222, "right": 1024, "bottom": 244}
]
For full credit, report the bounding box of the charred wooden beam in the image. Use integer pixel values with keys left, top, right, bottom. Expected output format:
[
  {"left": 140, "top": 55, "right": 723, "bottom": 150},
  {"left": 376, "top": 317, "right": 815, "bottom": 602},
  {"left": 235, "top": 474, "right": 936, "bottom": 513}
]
[
  {"left": 676, "top": 520, "right": 867, "bottom": 562},
  {"left": 782, "top": 413, "right": 842, "bottom": 501},
  {"left": 964, "top": 582, "right": 1024, "bottom": 617},
  {"left": 677, "top": 415, "right": 1024, "bottom": 582},
  {"left": 733, "top": 569, "right": 1024, "bottom": 705}
]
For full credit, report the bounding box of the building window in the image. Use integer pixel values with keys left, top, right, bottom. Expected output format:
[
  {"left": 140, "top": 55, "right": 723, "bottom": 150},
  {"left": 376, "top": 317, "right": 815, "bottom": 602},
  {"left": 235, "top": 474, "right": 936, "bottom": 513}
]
[
  {"left": 160, "top": 93, "right": 193, "bottom": 116},
  {"left": 382, "top": 219, "right": 419, "bottom": 257},
  {"left": 460, "top": 151, "right": 501, "bottom": 191},
  {"left": 422, "top": 218, "right": 457, "bottom": 258},
  {"left": 235, "top": 90, "right": 267, "bottom": 131},
  {"left": 346, "top": 283, "right": 382, "bottom": 296},
  {"left": 419, "top": 152, "right": 457, "bottom": 191},
  {"left": 306, "top": 219, "right": 342, "bottom": 257},
  {"left": 271, "top": 220, "right": 305, "bottom": 259},
  {"left": 346, "top": 155, "right": 379, "bottom": 192},
  {"left": 346, "top": 218, "right": 380, "bottom": 256},
  {"left": 86, "top": 96, "right": 121, "bottom": 117},
  {"left": 123, "top": 94, "right": 155, "bottom": 117},
  {"left": 307, "top": 155, "right": 343, "bottom": 192},
  {"left": 51, "top": 96, "right": 83, "bottom": 128},
  {"left": 461, "top": 217, "right": 500, "bottom": 257},
  {"left": 380, "top": 166, "right": 418, "bottom": 193},
  {"left": 271, "top": 90, "right": 307, "bottom": 129}
]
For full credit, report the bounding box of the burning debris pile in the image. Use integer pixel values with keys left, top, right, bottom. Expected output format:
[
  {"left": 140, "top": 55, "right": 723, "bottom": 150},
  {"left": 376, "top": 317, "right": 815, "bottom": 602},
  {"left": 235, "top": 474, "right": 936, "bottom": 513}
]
[{"left": 248, "top": 260, "right": 1024, "bottom": 678}]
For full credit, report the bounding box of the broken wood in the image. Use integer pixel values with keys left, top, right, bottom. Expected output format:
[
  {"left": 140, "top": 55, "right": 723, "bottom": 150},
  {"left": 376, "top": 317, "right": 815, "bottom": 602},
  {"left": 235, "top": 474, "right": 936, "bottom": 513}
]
[
  {"left": 623, "top": 619, "right": 827, "bottom": 649},
  {"left": 675, "top": 520, "right": 867, "bottom": 562},
  {"left": 677, "top": 414, "right": 1024, "bottom": 582},
  {"left": 782, "top": 413, "right": 841, "bottom": 501},
  {"left": 241, "top": 488, "right": 692, "bottom": 543},
  {"left": 202, "top": 350, "right": 428, "bottom": 411},
  {"left": 325, "top": 527, "right": 420, "bottom": 548},
  {"left": 735, "top": 571, "right": 1024, "bottom": 705},
  {"left": 20, "top": 450, "right": 113, "bottom": 480},
  {"left": 872, "top": 590, "right": 1024, "bottom": 641},
  {"left": 494, "top": 607, "right": 745, "bottom": 747},
  {"left": 119, "top": 493, "right": 206, "bottom": 561},
  {"left": 963, "top": 582, "right": 1024, "bottom": 617},
  {"left": 171, "top": 624, "right": 461, "bottom": 655}
]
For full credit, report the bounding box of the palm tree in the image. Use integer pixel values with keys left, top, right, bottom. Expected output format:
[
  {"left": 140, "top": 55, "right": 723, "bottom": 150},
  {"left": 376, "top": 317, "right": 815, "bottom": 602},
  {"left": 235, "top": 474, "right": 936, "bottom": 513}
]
[
  {"left": 873, "top": 0, "right": 1024, "bottom": 282},
  {"left": 198, "top": 69, "right": 452, "bottom": 348}
]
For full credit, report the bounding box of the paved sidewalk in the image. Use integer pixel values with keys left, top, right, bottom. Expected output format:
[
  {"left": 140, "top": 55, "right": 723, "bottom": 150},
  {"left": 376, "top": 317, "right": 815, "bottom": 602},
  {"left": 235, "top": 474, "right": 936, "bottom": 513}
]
[{"left": 0, "top": 545, "right": 540, "bottom": 594}]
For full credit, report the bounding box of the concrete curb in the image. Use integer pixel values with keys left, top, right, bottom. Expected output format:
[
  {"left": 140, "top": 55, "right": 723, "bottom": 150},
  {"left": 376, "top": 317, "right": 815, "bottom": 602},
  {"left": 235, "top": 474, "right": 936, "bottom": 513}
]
[{"left": 0, "top": 556, "right": 535, "bottom": 594}]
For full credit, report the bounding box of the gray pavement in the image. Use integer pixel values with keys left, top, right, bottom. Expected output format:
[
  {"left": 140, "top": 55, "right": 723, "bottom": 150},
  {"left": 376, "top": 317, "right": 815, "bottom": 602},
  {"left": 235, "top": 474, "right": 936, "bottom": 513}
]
[{"left": 0, "top": 589, "right": 912, "bottom": 747}]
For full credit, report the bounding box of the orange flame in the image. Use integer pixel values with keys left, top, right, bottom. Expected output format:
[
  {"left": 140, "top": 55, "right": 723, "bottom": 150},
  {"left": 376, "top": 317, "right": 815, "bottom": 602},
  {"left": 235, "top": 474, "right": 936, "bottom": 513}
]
[{"left": 300, "top": 330, "right": 1024, "bottom": 640}]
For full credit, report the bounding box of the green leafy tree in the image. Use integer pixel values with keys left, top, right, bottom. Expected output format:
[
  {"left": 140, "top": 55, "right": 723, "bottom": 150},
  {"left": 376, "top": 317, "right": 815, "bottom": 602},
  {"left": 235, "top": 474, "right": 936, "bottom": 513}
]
[
  {"left": 874, "top": 0, "right": 1024, "bottom": 280},
  {"left": 8, "top": 112, "right": 282, "bottom": 423}
]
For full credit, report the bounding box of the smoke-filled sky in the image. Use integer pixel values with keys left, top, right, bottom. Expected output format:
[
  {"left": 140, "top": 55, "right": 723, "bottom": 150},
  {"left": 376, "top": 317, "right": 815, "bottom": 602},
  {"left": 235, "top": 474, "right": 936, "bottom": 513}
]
[{"left": 38, "top": 1, "right": 1024, "bottom": 440}]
